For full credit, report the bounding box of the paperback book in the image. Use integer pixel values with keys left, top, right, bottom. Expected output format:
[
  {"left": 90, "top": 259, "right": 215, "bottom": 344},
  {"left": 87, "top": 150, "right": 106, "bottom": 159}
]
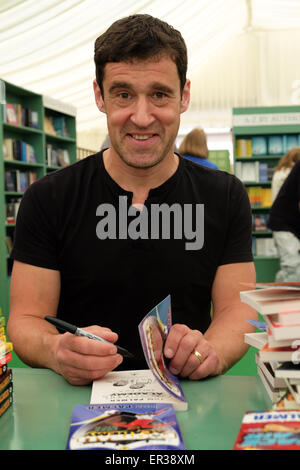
[
  {"left": 91, "top": 296, "right": 187, "bottom": 411},
  {"left": 66, "top": 403, "right": 185, "bottom": 450},
  {"left": 233, "top": 410, "right": 300, "bottom": 450},
  {"left": 241, "top": 283, "right": 300, "bottom": 410},
  {"left": 0, "top": 312, "right": 13, "bottom": 418}
]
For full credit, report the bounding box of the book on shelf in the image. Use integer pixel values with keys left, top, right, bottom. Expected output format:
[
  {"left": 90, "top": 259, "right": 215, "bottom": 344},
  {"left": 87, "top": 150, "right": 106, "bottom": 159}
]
[
  {"left": 44, "top": 115, "right": 69, "bottom": 138},
  {"left": 4, "top": 169, "right": 37, "bottom": 193},
  {"left": 246, "top": 186, "right": 272, "bottom": 208},
  {"left": 233, "top": 410, "right": 300, "bottom": 450},
  {"left": 0, "top": 312, "right": 13, "bottom": 419},
  {"left": 241, "top": 282, "right": 300, "bottom": 410},
  {"left": 66, "top": 403, "right": 185, "bottom": 450},
  {"left": 268, "top": 135, "right": 284, "bottom": 155},
  {"left": 235, "top": 161, "right": 275, "bottom": 183},
  {"left": 283, "top": 134, "right": 299, "bottom": 152},
  {"left": 4, "top": 103, "right": 38, "bottom": 128},
  {"left": 252, "top": 136, "right": 267, "bottom": 156},
  {"left": 3, "top": 138, "right": 36, "bottom": 163},
  {"left": 5, "top": 236, "right": 13, "bottom": 256},
  {"left": 252, "top": 213, "right": 268, "bottom": 232},
  {"left": 253, "top": 237, "right": 278, "bottom": 257},
  {"left": 5, "top": 103, "right": 18, "bottom": 125},
  {"left": 91, "top": 296, "right": 187, "bottom": 411},
  {"left": 235, "top": 139, "right": 252, "bottom": 157},
  {"left": 46, "top": 144, "right": 70, "bottom": 167},
  {"left": 5, "top": 198, "right": 22, "bottom": 224}
]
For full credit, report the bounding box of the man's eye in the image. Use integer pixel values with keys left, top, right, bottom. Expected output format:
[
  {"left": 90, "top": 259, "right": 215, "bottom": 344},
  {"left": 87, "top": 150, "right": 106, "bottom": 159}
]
[
  {"left": 118, "top": 92, "right": 130, "bottom": 99},
  {"left": 154, "top": 92, "right": 166, "bottom": 99}
]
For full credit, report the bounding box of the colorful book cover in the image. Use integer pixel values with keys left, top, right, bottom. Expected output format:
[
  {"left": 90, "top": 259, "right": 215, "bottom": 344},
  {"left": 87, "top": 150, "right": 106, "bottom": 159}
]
[
  {"left": 268, "top": 135, "right": 284, "bottom": 155},
  {"left": 251, "top": 136, "right": 267, "bottom": 156},
  {"left": 66, "top": 403, "right": 185, "bottom": 450},
  {"left": 138, "top": 295, "right": 187, "bottom": 408},
  {"left": 233, "top": 410, "right": 300, "bottom": 450},
  {"left": 91, "top": 296, "right": 187, "bottom": 411}
]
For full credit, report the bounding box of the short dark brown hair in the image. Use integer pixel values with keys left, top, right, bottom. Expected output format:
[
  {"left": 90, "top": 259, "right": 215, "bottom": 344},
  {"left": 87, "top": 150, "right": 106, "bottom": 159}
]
[{"left": 94, "top": 14, "right": 187, "bottom": 96}]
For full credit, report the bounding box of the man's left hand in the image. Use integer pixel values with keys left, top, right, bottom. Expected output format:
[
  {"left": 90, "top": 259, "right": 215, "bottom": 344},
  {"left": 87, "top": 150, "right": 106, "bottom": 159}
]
[{"left": 163, "top": 323, "right": 224, "bottom": 380}]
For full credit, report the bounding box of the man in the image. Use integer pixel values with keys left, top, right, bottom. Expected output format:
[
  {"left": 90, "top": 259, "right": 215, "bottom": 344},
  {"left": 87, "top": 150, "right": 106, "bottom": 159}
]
[
  {"left": 268, "top": 159, "right": 300, "bottom": 282},
  {"left": 7, "top": 14, "right": 257, "bottom": 386}
]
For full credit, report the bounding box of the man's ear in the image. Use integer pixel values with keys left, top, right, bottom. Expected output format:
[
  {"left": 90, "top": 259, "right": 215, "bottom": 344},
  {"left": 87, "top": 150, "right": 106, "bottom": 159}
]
[
  {"left": 93, "top": 79, "right": 106, "bottom": 113},
  {"left": 180, "top": 79, "right": 191, "bottom": 114}
]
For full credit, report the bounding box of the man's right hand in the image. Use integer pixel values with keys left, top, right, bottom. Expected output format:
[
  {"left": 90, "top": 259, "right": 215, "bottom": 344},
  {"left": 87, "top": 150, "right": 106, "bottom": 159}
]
[{"left": 53, "top": 325, "right": 123, "bottom": 385}]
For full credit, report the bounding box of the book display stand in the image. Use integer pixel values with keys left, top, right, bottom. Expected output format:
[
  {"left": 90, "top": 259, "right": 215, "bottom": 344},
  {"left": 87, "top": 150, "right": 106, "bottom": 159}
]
[
  {"left": 232, "top": 106, "right": 300, "bottom": 282},
  {"left": 0, "top": 79, "right": 77, "bottom": 314}
]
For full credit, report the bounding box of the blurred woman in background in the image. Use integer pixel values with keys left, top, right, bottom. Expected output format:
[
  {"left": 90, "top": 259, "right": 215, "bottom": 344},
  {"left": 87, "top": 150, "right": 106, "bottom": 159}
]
[
  {"left": 179, "top": 128, "right": 218, "bottom": 170},
  {"left": 271, "top": 147, "right": 300, "bottom": 202}
]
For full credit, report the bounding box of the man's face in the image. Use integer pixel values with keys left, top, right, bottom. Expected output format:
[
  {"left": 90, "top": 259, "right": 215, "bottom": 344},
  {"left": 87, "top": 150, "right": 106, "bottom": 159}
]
[{"left": 94, "top": 55, "right": 190, "bottom": 169}]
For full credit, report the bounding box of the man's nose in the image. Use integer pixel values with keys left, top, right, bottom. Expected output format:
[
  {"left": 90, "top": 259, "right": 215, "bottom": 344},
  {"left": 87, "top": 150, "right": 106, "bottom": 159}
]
[{"left": 130, "top": 96, "right": 155, "bottom": 128}]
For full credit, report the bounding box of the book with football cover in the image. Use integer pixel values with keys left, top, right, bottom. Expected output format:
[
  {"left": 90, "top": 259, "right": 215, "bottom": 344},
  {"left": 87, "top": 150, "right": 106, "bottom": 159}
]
[
  {"left": 66, "top": 403, "right": 185, "bottom": 450},
  {"left": 233, "top": 410, "right": 300, "bottom": 450}
]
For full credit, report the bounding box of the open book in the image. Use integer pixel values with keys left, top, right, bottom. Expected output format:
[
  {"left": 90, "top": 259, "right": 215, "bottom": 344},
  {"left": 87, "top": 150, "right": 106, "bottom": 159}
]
[{"left": 90, "top": 296, "right": 188, "bottom": 411}]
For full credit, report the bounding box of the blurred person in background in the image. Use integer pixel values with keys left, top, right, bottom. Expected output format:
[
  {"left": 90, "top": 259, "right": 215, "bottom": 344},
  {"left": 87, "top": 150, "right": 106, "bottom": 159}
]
[
  {"left": 179, "top": 128, "right": 218, "bottom": 170},
  {"left": 268, "top": 160, "right": 300, "bottom": 282},
  {"left": 271, "top": 147, "right": 300, "bottom": 202}
]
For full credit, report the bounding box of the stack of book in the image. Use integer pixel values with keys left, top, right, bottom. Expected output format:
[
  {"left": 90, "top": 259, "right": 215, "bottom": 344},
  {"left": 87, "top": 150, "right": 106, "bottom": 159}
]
[
  {"left": 0, "top": 311, "right": 13, "bottom": 419},
  {"left": 241, "top": 283, "right": 300, "bottom": 410}
]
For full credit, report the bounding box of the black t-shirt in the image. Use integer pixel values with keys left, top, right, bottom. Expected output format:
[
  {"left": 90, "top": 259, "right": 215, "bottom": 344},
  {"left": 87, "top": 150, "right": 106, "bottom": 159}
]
[
  {"left": 11, "top": 152, "right": 253, "bottom": 369},
  {"left": 268, "top": 160, "right": 300, "bottom": 239}
]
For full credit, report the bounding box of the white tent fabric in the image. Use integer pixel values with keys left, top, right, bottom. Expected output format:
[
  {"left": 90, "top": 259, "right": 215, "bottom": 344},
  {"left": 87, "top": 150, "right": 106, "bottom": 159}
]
[{"left": 1, "top": 0, "right": 300, "bottom": 139}]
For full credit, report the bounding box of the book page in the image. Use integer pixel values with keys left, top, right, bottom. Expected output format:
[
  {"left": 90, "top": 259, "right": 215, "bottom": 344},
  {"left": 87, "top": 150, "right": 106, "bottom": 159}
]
[{"left": 90, "top": 369, "right": 187, "bottom": 410}]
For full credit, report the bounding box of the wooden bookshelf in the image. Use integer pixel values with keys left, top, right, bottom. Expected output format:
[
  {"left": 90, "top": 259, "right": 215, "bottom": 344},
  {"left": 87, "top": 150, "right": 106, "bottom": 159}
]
[
  {"left": 232, "top": 105, "right": 300, "bottom": 282},
  {"left": 0, "top": 79, "right": 77, "bottom": 316}
]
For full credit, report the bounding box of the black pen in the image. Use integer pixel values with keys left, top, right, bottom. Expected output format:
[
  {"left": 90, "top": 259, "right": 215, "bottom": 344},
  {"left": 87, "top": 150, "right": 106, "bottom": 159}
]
[{"left": 45, "top": 316, "right": 134, "bottom": 358}]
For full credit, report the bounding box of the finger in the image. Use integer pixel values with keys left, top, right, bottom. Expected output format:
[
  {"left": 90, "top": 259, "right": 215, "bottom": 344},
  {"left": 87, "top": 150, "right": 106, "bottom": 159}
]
[
  {"left": 57, "top": 348, "right": 123, "bottom": 384},
  {"left": 83, "top": 325, "right": 119, "bottom": 344},
  {"left": 166, "top": 327, "right": 203, "bottom": 375},
  {"left": 57, "top": 338, "right": 122, "bottom": 367},
  {"left": 164, "top": 323, "right": 190, "bottom": 359},
  {"left": 63, "top": 359, "right": 121, "bottom": 386},
  {"left": 60, "top": 331, "right": 118, "bottom": 356},
  {"left": 179, "top": 344, "right": 210, "bottom": 378},
  {"left": 188, "top": 350, "right": 220, "bottom": 380}
]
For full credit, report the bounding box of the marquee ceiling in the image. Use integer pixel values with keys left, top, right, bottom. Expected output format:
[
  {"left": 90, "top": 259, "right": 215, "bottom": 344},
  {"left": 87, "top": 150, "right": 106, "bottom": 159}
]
[{"left": 1, "top": 0, "right": 300, "bottom": 133}]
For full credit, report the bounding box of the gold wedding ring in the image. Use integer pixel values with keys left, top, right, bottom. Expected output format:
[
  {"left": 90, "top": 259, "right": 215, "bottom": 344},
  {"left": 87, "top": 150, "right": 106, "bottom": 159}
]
[{"left": 194, "top": 350, "right": 204, "bottom": 364}]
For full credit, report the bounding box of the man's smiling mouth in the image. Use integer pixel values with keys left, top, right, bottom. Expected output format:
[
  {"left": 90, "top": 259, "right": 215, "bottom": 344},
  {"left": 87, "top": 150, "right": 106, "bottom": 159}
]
[{"left": 129, "top": 134, "right": 156, "bottom": 140}]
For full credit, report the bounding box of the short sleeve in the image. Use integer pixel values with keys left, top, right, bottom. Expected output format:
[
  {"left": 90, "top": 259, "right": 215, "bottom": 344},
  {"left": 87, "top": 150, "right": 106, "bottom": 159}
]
[
  {"left": 11, "top": 178, "right": 59, "bottom": 270},
  {"left": 220, "top": 176, "right": 253, "bottom": 265}
]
